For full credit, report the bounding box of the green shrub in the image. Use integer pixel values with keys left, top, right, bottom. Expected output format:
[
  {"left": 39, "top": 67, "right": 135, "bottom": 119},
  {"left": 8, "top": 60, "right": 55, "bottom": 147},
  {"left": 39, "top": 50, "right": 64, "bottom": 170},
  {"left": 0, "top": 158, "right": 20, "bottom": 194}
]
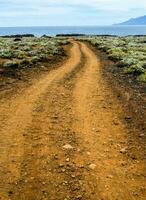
[
  {"left": 117, "top": 57, "right": 137, "bottom": 67},
  {"left": 124, "top": 64, "right": 145, "bottom": 75},
  {"left": 30, "top": 56, "right": 42, "bottom": 64},
  {"left": 137, "top": 72, "right": 146, "bottom": 82},
  {"left": 0, "top": 50, "right": 14, "bottom": 59}
]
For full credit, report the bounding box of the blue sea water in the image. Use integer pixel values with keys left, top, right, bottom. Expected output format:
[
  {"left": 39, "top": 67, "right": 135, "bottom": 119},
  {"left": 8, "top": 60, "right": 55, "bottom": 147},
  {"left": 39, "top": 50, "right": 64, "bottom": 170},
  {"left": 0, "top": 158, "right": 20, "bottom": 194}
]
[{"left": 0, "top": 26, "right": 146, "bottom": 36}]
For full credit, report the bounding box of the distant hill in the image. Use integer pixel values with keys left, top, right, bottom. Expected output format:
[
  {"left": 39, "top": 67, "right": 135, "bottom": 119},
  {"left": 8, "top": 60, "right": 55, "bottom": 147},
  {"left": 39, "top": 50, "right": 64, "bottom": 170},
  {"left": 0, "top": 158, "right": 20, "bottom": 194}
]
[{"left": 115, "top": 15, "right": 146, "bottom": 25}]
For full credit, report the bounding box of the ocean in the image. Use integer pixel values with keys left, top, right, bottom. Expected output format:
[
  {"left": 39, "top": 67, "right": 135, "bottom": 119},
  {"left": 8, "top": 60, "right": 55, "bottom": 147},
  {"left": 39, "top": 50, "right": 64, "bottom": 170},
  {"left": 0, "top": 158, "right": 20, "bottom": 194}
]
[{"left": 0, "top": 26, "right": 146, "bottom": 37}]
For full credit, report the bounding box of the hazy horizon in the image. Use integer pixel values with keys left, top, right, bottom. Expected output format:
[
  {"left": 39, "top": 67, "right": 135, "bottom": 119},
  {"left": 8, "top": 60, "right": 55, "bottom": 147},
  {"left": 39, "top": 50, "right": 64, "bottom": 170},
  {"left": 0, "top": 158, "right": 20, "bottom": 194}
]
[
  {"left": 1, "top": 25, "right": 146, "bottom": 28},
  {"left": 0, "top": 0, "right": 146, "bottom": 27}
]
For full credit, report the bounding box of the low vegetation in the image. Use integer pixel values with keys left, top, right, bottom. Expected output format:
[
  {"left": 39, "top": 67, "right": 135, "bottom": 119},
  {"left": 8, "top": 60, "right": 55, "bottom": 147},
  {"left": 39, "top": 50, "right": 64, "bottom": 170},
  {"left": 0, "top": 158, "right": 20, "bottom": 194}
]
[
  {"left": 0, "top": 37, "right": 69, "bottom": 72},
  {"left": 80, "top": 36, "right": 146, "bottom": 82}
]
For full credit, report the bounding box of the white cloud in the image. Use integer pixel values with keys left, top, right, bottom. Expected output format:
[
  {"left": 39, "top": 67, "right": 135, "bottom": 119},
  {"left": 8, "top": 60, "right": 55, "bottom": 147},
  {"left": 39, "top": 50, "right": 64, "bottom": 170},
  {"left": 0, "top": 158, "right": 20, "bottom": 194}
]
[
  {"left": 0, "top": 0, "right": 146, "bottom": 26},
  {"left": 4, "top": 0, "right": 146, "bottom": 9}
]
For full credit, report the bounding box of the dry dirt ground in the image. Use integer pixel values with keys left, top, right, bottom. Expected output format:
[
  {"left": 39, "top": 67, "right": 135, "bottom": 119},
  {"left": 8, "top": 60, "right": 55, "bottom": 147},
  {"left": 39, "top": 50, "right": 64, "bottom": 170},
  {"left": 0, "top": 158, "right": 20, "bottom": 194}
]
[{"left": 0, "top": 41, "right": 145, "bottom": 200}]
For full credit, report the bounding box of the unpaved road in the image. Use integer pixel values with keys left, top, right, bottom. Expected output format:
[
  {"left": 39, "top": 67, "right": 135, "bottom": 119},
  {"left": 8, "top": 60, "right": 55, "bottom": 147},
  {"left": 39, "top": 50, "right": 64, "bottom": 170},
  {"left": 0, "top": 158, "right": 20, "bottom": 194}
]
[{"left": 0, "top": 41, "right": 145, "bottom": 200}]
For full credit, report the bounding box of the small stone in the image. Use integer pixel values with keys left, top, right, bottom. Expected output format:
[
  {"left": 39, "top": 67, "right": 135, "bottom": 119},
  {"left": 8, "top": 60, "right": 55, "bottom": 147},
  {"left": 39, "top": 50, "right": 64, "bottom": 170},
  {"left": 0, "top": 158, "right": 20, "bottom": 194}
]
[
  {"left": 113, "top": 120, "right": 119, "bottom": 125},
  {"left": 66, "top": 158, "right": 70, "bottom": 162},
  {"left": 59, "top": 163, "right": 64, "bottom": 167},
  {"left": 120, "top": 147, "right": 127, "bottom": 154},
  {"left": 89, "top": 163, "right": 96, "bottom": 170},
  {"left": 105, "top": 185, "right": 109, "bottom": 190},
  {"left": 63, "top": 181, "right": 68, "bottom": 185},
  {"left": 78, "top": 165, "right": 84, "bottom": 168},
  {"left": 54, "top": 154, "right": 58, "bottom": 160},
  {"left": 24, "top": 172, "right": 27, "bottom": 176},
  {"left": 76, "top": 195, "right": 82, "bottom": 199},
  {"left": 107, "top": 175, "right": 113, "bottom": 179},
  {"left": 63, "top": 144, "right": 73, "bottom": 150},
  {"left": 139, "top": 134, "right": 144, "bottom": 137},
  {"left": 87, "top": 151, "right": 91, "bottom": 155},
  {"left": 125, "top": 116, "right": 131, "bottom": 121},
  {"left": 120, "top": 161, "right": 126, "bottom": 166}
]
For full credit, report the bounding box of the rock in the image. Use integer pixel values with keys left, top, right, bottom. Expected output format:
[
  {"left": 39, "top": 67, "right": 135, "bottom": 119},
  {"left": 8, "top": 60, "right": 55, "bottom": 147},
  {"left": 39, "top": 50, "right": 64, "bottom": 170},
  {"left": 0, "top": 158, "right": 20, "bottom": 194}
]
[
  {"left": 24, "top": 172, "right": 28, "bottom": 176},
  {"left": 78, "top": 165, "right": 84, "bottom": 168},
  {"left": 71, "top": 175, "right": 75, "bottom": 178},
  {"left": 76, "top": 195, "right": 82, "bottom": 199},
  {"left": 113, "top": 120, "right": 119, "bottom": 125},
  {"left": 59, "top": 163, "right": 64, "bottom": 167},
  {"left": 89, "top": 163, "right": 96, "bottom": 170},
  {"left": 41, "top": 35, "right": 52, "bottom": 38},
  {"left": 124, "top": 116, "right": 131, "bottom": 121},
  {"left": 63, "top": 144, "right": 73, "bottom": 150},
  {"left": 120, "top": 147, "right": 127, "bottom": 154},
  {"left": 86, "top": 151, "right": 91, "bottom": 155},
  {"left": 2, "top": 34, "right": 34, "bottom": 38},
  {"left": 66, "top": 158, "right": 70, "bottom": 162},
  {"left": 139, "top": 134, "right": 145, "bottom": 137},
  {"left": 120, "top": 161, "right": 127, "bottom": 166},
  {"left": 62, "top": 181, "right": 68, "bottom": 185},
  {"left": 14, "top": 37, "right": 21, "bottom": 42},
  {"left": 3, "top": 61, "right": 19, "bottom": 68},
  {"left": 107, "top": 175, "right": 114, "bottom": 179}
]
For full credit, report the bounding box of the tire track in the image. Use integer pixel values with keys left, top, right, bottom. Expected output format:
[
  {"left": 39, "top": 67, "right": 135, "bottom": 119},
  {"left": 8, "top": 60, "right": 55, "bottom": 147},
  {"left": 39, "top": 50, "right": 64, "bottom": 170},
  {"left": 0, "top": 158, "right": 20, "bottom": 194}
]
[
  {"left": 72, "top": 42, "right": 145, "bottom": 200},
  {"left": 8, "top": 42, "right": 85, "bottom": 200},
  {"left": 0, "top": 41, "right": 81, "bottom": 200}
]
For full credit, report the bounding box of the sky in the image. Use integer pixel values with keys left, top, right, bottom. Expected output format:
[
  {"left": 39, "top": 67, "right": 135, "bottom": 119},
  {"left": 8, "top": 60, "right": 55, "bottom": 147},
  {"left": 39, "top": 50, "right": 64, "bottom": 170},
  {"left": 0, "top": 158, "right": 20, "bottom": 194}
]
[{"left": 0, "top": 0, "right": 146, "bottom": 27}]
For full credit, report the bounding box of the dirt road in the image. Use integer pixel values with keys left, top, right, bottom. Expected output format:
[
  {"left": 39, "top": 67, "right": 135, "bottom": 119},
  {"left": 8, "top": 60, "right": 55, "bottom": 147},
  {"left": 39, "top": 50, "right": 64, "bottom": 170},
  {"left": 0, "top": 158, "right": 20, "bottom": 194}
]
[{"left": 0, "top": 41, "right": 145, "bottom": 200}]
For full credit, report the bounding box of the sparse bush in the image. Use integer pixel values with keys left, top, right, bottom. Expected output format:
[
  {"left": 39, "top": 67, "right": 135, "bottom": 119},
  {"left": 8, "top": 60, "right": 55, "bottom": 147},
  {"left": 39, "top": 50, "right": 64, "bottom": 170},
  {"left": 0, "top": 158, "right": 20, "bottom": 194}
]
[
  {"left": 124, "top": 64, "right": 145, "bottom": 75},
  {"left": 0, "top": 37, "right": 68, "bottom": 76},
  {"left": 117, "top": 57, "right": 137, "bottom": 67},
  {"left": 30, "top": 56, "right": 42, "bottom": 64},
  {"left": 80, "top": 36, "right": 146, "bottom": 82},
  {"left": 0, "top": 49, "right": 14, "bottom": 59},
  {"left": 137, "top": 72, "right": 146, "bottom": 82}
]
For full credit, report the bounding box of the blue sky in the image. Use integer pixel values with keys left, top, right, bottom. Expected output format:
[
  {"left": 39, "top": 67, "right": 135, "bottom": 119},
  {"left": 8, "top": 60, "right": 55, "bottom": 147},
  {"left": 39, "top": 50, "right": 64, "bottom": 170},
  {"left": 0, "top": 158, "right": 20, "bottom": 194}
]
[{"left": 0, "top": 0, "right": 146, "bottom": 26}]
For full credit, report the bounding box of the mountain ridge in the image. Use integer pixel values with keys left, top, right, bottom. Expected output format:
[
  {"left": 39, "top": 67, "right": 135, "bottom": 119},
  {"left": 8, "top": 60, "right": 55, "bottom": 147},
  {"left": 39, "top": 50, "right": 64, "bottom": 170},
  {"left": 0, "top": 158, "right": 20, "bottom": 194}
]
[{"left": 115, "top": 15, "right": 146, "bottom": 25}]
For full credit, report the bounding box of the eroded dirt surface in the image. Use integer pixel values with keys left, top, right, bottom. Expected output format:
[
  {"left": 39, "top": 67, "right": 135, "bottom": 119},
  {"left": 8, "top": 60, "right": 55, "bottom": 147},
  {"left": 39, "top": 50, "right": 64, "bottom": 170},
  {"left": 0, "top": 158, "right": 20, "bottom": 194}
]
[{"left": 0, "top": 41, "right": 145, "bottom": 200}]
